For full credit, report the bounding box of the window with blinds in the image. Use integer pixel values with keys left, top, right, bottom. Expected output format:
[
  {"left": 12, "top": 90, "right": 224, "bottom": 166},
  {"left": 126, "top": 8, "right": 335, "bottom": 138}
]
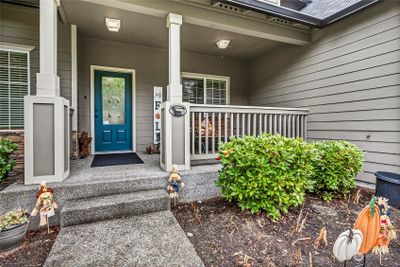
[
  {"left": 182, "top": 73, "right": 229, "bottom": 105},
  {"left": 0, "top": 50, "right": 29, "bottom": 130}
]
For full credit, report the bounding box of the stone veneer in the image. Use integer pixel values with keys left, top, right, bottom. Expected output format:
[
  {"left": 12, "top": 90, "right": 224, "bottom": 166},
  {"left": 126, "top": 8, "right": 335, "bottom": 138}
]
[{"left": 0, "top": 130, "right": 24, "bottom": 179}]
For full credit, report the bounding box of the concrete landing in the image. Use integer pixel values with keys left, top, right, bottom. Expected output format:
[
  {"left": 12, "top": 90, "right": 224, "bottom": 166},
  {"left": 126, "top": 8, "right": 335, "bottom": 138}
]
[{"left": 44, "top": 211, "right": 204, "bottom": 267}]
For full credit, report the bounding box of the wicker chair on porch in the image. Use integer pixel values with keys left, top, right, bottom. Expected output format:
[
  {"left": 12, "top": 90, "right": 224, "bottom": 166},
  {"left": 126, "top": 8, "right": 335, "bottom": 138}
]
[{"left": 192, "top": 115, "right": 231, "bottom": 154}]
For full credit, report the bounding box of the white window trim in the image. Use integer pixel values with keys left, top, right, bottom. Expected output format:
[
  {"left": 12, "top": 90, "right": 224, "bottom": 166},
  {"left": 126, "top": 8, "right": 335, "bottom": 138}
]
[
  {"left": 0, "top": 43, "right": 34, "bottom": 131},
  {"left": 181, "top": 72, "right": 230, "bottom": 105}
]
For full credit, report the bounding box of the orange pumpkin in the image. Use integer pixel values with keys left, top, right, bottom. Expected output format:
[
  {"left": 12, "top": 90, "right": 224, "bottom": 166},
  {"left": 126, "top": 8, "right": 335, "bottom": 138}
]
[{"left": 354, "top": 206, "right": 381, "bottom": 254}]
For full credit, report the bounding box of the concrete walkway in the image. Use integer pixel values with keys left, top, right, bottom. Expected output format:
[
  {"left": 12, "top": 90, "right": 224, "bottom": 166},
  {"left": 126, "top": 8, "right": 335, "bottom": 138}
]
[{"left": 44, "top": 211, "right": 204, "bottom": 267}]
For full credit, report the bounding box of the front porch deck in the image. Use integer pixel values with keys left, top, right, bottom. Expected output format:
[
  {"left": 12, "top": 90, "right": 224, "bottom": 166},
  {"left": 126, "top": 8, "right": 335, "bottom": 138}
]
[{"left": 0, "top": 154, "right": 221, "bottom": 227}]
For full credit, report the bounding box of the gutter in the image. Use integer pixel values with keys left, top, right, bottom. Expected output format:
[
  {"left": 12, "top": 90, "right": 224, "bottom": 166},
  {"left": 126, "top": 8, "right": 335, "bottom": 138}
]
[{"left": 224, "top": 0, "right": 382, "bottom": 28}]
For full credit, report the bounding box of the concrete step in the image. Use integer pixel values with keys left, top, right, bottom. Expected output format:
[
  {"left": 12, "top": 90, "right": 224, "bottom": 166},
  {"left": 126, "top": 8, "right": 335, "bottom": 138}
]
[
  {"left": 45, "top": 211, "right": 204, "bottom": 267},
  {"left": 60, "top": 189, "right": 170, "bottom": 227}
]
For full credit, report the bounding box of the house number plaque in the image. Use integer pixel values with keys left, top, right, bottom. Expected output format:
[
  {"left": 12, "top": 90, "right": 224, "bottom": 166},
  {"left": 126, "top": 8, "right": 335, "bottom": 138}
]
[{"left": 169, "top": 104, "right": 187, "bottom": 117}]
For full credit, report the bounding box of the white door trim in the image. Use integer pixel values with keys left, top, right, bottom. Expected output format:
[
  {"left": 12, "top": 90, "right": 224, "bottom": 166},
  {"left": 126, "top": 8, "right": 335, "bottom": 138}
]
[{"left": 90, "top": 65, "right": 136, "bottom": 154}]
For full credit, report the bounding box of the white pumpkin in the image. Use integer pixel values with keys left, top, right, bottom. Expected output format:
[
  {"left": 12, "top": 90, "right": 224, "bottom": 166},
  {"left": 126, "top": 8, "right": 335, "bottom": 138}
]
[{"left": 333, "top": 229, "right": 363, "bottom": 262}]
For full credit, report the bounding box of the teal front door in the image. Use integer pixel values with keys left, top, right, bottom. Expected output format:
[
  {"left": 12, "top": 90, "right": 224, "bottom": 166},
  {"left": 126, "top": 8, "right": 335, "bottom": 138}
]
[{"left": 94, "top": 70, "right": 132, "bottom": 152}]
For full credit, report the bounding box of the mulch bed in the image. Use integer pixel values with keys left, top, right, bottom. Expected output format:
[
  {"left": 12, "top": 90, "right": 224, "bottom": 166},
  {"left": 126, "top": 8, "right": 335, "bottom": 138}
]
[
  {"left": 173, "top": 189, "right": 400, "bottom": 267},
  {"left": 0, "top": 226, "right": 59, "bottom": 267}
]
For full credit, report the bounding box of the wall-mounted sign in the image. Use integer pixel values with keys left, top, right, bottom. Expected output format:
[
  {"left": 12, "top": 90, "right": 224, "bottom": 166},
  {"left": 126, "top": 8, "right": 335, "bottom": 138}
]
[
  {"left": 169, "top": 104, "right": 187, "bottom": 117},
  {"left": 153, "top": 87, "right": 162, "bottom": 144}
]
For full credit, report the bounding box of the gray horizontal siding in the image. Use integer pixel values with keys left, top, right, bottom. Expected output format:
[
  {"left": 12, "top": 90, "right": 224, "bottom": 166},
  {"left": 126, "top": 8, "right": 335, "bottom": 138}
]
[
  {"left": 78, "top": 37, "right": 249, "bottom": 152},
  {"left": 249, "top": 1, "right": 400, "bottom": 185},
  {"left": 1, "top": 3, "right": 72, "bottom": 101}
]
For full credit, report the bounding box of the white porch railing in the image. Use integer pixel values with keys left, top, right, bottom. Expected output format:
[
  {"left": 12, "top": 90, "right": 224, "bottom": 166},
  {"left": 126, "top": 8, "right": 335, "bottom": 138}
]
[{"left": 189, "top": 104, "right": 309, "bottom": 160}]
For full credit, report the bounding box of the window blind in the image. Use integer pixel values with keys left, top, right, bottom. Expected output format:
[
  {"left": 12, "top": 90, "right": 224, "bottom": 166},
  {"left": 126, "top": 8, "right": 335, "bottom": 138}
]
[
  {"left": 182, "top": 74, "right": 228, "bottom": 105},
  {"left": 0, "top": 50, "right": 29, "bottom": 130}
]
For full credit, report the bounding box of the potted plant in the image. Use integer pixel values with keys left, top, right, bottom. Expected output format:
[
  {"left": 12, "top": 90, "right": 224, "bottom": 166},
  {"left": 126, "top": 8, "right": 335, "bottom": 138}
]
[{"left": 0, "top": 209, "right": 30, "bottom": 251}]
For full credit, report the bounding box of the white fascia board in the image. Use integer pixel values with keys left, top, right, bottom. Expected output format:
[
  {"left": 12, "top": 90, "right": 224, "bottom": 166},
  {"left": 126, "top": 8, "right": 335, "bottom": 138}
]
[{"left": 82, "top": 0, "right": 310, "bottom": 45}]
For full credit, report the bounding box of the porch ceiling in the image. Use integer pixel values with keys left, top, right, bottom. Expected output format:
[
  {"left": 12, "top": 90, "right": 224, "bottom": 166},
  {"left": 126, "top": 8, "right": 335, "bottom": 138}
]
[{"left": 61, "top": 0, "right": 289, "bottom": 59}]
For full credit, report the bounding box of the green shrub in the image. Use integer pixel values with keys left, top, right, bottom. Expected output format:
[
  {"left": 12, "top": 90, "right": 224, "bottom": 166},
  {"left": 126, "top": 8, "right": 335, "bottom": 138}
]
[
  {"left": 0, "top": 139, "right": 18, "bottom": 182},
  {"left": 310, "top": 140, "right": 363, "bottom": 201},
  {"left": 216, "top": 134, "right": 317, "bottom": 220}
]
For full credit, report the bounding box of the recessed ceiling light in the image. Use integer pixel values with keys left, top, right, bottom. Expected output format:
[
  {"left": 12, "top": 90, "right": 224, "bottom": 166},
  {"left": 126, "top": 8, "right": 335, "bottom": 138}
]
[
  {"left": 216, "top": 39, "right": 230, "bottom": 49},
  {"left": 105, "top": 18, "right": 121, "bottom": 32}
]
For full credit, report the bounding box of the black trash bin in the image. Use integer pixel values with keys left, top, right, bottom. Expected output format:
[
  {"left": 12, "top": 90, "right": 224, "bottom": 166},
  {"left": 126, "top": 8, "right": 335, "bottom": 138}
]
[{"left": 375, "top": 171, "right": 400, "bottom": 208}]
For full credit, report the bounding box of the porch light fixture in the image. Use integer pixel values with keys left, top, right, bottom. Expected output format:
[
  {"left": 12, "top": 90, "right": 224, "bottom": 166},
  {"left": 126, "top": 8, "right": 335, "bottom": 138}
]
[
  {"left": 216, "top": 39, "right": 230, "bottom": 49},
  {"left": 105, "top": 18, "right": 121, "bottom": 32}
]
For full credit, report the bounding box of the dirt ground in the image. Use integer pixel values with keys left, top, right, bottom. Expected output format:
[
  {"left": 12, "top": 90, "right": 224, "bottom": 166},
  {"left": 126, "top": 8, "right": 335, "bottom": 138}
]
[
  {"left": 0, "top": 226, "right": 59, "bottom": 267},
  {"left": 173, "top": 189, "right": 400, "bottom": 267}
]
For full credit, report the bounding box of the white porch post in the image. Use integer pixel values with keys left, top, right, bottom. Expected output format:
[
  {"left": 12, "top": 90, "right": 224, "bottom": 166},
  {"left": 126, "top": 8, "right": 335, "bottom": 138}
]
[
  {"left": 36, "top": 0, "right": 60, "bottom": 96},
  {"left": 24, "top": 0, "right": 70, "bottom": 184},
  {"left": 166, "top": 13, "right": 182, "bottom": 102},
  {"left": 71, "top": 24, "right": 79, "bottom": 159},
  {"left": 160, "top": 13, "right": 190, "bottom": 172}
]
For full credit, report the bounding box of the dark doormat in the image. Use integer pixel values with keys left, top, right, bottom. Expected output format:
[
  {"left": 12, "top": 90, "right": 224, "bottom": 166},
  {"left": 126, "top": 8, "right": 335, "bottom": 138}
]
[{"left": 91, "top": 153, "right": 144, "bottom": 167}]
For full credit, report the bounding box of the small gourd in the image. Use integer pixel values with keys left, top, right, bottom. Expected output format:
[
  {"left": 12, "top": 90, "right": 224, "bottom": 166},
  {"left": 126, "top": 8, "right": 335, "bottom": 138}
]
[
  {"left": 333, "top": 229, "right": 363, "bottom": 262},
  {"left": 354, "top": 204, "right": 381, "bottom": 254}
]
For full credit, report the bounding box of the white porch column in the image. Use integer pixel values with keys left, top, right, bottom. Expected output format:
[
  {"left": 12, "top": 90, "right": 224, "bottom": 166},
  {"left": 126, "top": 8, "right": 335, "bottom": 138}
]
[
  {"left": 36, "top": 0, "right": 60, "bottom": 96},
  {"left": 25, "top": 0, "right": 70, "bottom": 184},
  {"left": 71, "top": 24, "right": 79, "bottom": 159},
  {"left": 166, "top": 13, "right": 182, "bottom": 102},
  {"left": 161, "top": 13, "right": 190, "bottom": 171}
]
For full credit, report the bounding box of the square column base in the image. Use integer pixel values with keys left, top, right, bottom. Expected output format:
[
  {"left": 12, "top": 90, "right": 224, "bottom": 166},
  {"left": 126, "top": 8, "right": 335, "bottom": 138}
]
[
  {"left": 24, "top": 95, "right": 70, "bottom": 184},
  {"left": 160, "top": 101, "right": 190, "bottom": 171}
]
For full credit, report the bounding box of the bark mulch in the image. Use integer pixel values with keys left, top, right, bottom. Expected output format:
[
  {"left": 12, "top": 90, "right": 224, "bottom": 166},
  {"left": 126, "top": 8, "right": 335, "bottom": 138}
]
[
  {"left": 172, "top": 189, "right": 400, "bottom": 267},
  {"left": 0, "top": 226, "right": 59, "bottom": 267}
]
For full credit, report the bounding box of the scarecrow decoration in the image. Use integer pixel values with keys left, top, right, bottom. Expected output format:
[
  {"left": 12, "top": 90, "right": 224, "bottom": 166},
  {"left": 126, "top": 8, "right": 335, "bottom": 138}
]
[
  {"left": 167, "top": 165, "right": 185, "bottom": 206},
  {"left": 30, "top": 181, "right": 57, "bottom": 233},
  {"left": 371, "top": 197, "right": 396, "bottom": 264},
  {"left": 333, "top": 196, "right": 396, "bottom": 266}
]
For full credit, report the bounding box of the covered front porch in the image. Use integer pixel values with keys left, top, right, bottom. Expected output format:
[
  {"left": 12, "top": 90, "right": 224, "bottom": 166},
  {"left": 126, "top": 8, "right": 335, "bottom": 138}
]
[{"left": 24, "top": 0, "right": 311, "bottom": 185}]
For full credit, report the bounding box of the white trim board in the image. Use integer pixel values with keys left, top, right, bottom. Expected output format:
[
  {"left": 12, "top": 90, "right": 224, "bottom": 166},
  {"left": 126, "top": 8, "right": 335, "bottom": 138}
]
[{"left": 90, "top": 65, "right": 137, "bottom": 154}]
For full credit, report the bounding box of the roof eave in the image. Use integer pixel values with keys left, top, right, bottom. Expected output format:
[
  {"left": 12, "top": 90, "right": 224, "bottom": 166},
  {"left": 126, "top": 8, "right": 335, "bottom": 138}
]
[{"left": 224, "top": 0, "right": 383, "bottom": 28}]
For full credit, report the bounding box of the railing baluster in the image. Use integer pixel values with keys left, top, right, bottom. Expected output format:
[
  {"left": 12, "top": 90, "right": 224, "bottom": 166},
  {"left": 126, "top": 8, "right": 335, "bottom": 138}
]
[
  {"left": 235, "top": 113, "right": 239, "bottom": 137},
  {"left": 278, "top": 114, "right": 282, "bottom": 134},
  {"left": 253, "top": 113, "right": 257, "bottom": 136},
  {"left": 205, "top": 113, "right": 209, "bottom": 154},
  {"left": 224, "top": 113, "right": 228, "bottom": 142},
  {"left": 230, "top": 113, "right": 234, "bottom": 138},
  {"left": 304, "top": 115, "right": 308, "bottom": 140},
  {"left": 282, "top": 114, "right": 287, "bottom": 137},
  {"left": 263, "top": 114, "right": 267, "bottom": 133},
  {"left": 291, "top": 114, "right": 295, "bottom": 138},
  {"left": 300, "top": 115, "right": 304, "bottom": 138},
  {"left": 296, "top": 115, "right": 300, "bottom": 137},
  {"left": 268, "top": 114, "right": 272, "bottom": 134},
  {"left": 212, "top": 113, "right": 215, "bottom": 154},
  {"left": 247, "top": 113, "right": 251, "bottom": 136},
  {"left": 218, "top": 113, "right": 222, "bottom": 149},
  {"left": 191, "top": 112, "right": 195, "bottom": 155},
  {"left": 198, "top": 112, "right": 202, "bottom": 155},
  {"left": 242, "top": 113, "right": 245, "bottom": 137}
]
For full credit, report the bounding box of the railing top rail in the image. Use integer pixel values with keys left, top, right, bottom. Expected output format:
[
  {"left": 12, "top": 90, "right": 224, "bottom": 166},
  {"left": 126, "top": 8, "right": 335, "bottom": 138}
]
[{"left": 189, "top": 104, "right": 309, "bottom": 114}]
